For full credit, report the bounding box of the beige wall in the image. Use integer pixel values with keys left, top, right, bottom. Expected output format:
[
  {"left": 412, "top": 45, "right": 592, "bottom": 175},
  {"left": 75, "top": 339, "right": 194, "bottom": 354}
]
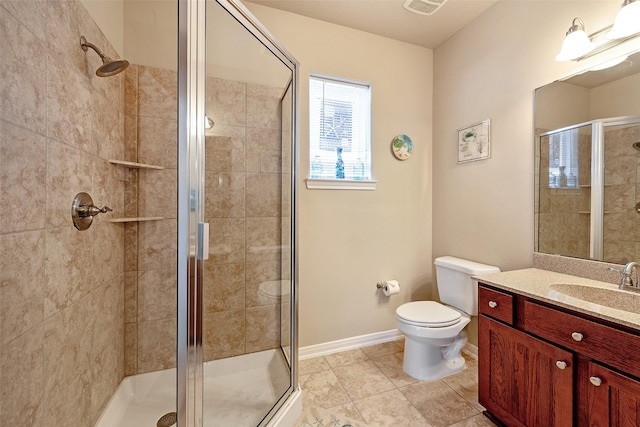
[
  {"left": 247, "top": 3, "right": 434, "bottom": 347},
  {"left": 80, "top": 0, "right": 124, "bottom": 56},
  {"left": 433, "top": 1, "right": 624, "bottom": 344}
]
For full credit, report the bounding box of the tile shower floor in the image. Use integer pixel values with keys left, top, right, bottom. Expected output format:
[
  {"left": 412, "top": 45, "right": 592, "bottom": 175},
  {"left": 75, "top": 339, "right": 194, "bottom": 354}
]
[{"left": 295, "top": 340, "right": 497, "bottom": 427}]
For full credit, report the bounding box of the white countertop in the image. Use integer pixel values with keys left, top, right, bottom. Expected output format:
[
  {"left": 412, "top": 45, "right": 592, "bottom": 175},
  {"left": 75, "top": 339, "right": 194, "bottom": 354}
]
[{"left": 475, "top": 268, "right": 640, "bottom": 332}]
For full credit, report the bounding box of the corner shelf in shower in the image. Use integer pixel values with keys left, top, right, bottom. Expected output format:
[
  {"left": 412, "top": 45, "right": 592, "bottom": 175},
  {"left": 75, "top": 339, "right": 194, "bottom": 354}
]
[
  {"left": 108, "top": 159, "right": 164, "bottom": 170},
  {"left": 109, "top": 217, "right": 164, "bottom": 223}
]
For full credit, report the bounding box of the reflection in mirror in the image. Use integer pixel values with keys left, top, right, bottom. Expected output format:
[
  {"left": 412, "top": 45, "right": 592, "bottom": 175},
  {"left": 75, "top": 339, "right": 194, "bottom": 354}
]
[{"left": 535, "top": 50, "right": 640, "bottom": 263}]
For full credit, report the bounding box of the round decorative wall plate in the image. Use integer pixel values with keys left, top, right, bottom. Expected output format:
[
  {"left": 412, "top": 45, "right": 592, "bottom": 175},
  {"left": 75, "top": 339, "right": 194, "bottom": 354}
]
[{"left": 391, "top": 134, "right": 413, "bottom": 160}]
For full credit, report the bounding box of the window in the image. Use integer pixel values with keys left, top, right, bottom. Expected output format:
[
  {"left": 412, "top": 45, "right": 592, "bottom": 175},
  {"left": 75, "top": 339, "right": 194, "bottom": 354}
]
[
  {"left": 548, "top": 128, "right": 579, "bottom": 188},
  {"left": 309, "top": 75, "right": 372, "bottom": 183}
]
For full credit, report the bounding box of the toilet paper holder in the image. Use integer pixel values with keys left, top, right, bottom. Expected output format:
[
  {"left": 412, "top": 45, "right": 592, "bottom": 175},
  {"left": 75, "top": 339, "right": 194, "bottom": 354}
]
[
  {"left": 376, "top": 281, "right": 399, "bottom": 294},
  {"left": 376, "top": 282, "right": 386, "bottom": 290}
]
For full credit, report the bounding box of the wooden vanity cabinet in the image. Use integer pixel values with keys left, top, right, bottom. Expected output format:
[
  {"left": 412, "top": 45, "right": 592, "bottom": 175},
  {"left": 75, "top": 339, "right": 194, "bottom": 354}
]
[
  {"left": 478, "top": 315, "right": 573, "bottom": 426},
  {"left": 478, "top": 283, "right": 640, "bottom": 427},
  {"left": 578, "top": 360, "right": 640, "bottom": 426}
]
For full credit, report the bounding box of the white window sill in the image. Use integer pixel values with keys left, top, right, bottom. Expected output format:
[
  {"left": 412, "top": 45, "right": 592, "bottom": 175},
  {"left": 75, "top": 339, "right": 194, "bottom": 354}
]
[{"left": 305, "top": 178, "right": 377, "bottom": 190}]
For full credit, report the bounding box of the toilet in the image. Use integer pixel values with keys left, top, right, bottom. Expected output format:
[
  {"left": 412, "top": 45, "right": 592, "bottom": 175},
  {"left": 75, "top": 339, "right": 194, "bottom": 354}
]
[{"left": 396, "top": 256, "right": 500, "bottom": 381}]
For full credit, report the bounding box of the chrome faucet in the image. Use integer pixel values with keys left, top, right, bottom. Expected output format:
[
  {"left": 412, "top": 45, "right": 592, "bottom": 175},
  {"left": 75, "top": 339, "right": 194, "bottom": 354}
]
[{"left": 616, "top": 261, "right": 640, "bottom": 291}]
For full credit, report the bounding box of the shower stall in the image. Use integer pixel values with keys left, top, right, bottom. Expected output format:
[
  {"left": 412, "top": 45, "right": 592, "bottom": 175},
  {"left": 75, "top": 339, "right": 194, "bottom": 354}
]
[
  {"left": 536, "top": 115, "right": 640, "bottom": 263},
  {"left": 0, "top": 0, "right": 298, "bottom": 426}
]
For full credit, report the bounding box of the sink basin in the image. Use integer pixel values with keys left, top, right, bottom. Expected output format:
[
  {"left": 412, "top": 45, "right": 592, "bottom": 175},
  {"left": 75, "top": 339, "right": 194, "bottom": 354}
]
[{"left": 549, "top": 283, "right": 640, "bottom": 314}]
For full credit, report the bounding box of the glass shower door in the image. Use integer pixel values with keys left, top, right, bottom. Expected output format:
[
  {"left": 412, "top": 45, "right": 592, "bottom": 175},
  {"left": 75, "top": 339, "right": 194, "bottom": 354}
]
[{"left": 182, "top": 0, "right": 298, "bottom": 425}]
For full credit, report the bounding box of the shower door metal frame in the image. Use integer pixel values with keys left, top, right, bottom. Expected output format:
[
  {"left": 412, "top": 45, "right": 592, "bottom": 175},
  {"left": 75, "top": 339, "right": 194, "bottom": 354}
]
[
  {"left": 178, "top": 0, "right": 206, "bottom": 425},
  {"left": 178, "top": 0, "right": 300, "bottom": 425}
]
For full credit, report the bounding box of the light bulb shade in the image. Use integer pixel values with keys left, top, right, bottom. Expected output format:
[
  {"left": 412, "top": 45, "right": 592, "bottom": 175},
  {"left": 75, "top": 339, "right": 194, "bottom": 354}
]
[
  {"left": 608, "top": 0, "right": 640, "bottom": 39},
  {"left": 556, "top": 29, "right": 594, "bottom": 61}
]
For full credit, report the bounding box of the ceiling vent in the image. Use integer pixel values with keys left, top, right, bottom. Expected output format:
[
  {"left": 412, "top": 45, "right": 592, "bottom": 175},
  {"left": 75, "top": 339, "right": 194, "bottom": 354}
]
[{"left": 403, "top": 0, "right": 449, "bottom": 16}]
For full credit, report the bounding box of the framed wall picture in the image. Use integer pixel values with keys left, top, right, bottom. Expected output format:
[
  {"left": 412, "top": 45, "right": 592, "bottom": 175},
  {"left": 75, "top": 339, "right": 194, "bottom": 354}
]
[{"left": 457, "top": 119, "right": 491, "bottom": 164}]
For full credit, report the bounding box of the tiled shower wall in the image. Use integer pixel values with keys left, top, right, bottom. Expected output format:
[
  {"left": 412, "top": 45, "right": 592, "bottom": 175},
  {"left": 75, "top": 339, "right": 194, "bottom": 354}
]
[
  {"left": 603, "top": 124, "right": 640, "bottom": 263},
  {"left": 124, "top": 64, "right": 287, "bottom": 374},
  {"left": 537, "top": 124, "right": 640, "bottom": 263},
  {"left": 537, "top": 130, "right": 592, "bottom": 258},
  {"left": 1, "top": 1, "right": 125, "bottom": 426}
]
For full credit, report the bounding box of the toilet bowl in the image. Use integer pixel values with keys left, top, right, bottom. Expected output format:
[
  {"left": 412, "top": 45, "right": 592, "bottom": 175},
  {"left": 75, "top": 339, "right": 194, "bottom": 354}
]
[
  {"left": 396, "top": 301, "right": 470, "bottom": 380},
  {"left": 396, "top": 256, "right": 500, "bottom": 381}
]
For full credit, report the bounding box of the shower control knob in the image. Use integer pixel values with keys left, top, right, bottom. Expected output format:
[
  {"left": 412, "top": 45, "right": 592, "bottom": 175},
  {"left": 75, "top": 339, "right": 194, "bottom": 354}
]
[
  {"left": 555, "top": 361, "right": 567, "bottom": 370},
  {"left": 488, "top": 301, "right": 498, "bottom": 308},
  {"left": 71, "top": 192, "right": 112, "bottom": 231}
]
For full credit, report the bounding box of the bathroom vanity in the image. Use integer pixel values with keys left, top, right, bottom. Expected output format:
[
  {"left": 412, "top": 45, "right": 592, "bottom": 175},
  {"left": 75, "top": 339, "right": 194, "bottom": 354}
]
[{"left": 475, "top": 268, "right": 640, "bottom": 426}]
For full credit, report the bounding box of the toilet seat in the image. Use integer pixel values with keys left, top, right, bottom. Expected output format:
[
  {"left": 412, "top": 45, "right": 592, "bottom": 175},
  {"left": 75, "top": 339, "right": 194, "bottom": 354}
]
[{"left": 396, "top": 301, "right": 462, "bottom": 327}]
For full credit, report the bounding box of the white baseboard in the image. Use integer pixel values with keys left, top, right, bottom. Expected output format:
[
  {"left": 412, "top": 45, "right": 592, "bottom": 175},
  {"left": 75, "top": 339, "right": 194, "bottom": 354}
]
[
  {"left": 299, "top": 329, "right": 403, "bottom": 360},
  {"left": 299, "top": 329, "right": 479, "bottom": 361}
]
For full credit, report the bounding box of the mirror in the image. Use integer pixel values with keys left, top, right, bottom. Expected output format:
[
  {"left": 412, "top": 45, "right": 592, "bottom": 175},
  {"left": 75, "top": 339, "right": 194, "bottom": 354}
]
[{"left": 535, "top": 50, "right": 640, "bottom": 263}]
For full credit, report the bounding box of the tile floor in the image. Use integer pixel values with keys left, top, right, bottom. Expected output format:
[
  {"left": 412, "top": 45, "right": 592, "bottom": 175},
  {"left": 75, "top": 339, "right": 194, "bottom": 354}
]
[{"left": 295, "top": 340, "right": 497, "bottom": 427}]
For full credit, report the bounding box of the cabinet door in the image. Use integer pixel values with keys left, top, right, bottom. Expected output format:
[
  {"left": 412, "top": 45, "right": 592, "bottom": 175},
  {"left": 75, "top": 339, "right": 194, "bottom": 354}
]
[
  {"left": 581, "top": 361, "right": 640, "bottom": 426},
  {"left": 479, "top": 315, "right": 574, "bottom": 427}
]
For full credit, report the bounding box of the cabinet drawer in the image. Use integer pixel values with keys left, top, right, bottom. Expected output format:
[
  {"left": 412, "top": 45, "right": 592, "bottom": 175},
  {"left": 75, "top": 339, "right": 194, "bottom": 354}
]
[
  {"left": 524, "top": 301, "right": 640, "bottom": 379},
  {"left": 478, "top": 285, "right": 513, "bottom": 325}
]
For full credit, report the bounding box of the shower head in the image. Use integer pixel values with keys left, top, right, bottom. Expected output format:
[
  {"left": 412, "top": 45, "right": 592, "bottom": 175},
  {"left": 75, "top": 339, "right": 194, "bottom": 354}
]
[{"left": 80, "top": 36, "right": 129, "bottom": 77}]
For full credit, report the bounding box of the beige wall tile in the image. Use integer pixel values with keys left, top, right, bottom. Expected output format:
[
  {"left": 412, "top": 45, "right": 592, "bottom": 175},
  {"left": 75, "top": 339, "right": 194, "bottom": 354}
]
[
  {"left": 0, "top": 122, "right": 47, "bottom": 233},
  {"left": 139, "top": 169, "right": 177, "bottom": 219},
  {"left": 137, "top": 116, "right": 177, "bottom": 168},
  {"left": 137, "top": 219, "right": 177, "bottom": 270},
  {"left": 205, "top": 172, "right": 246, "bottom": 218},
  {"left": 47, "top": 54, "right": 94, "bottom": 153},
  {"left": 0, "top": 324, "right": 44, "bottom": 427},
  {"left": 124, "top": 323, "right": 137, "bottom": 376},
  {"left": 124, "top": 65, "right": 139, "bottom": 117},
  {"left": 138, "top": 66, "right": 177, "bottom": 120},
  {"left": 246, "top": 217, "right": 281, "bottom": 263},
  {"left": 124, "top": 271, "right": 137, "bottom": 324},
  {"left": 1, "top": 0, "right": 47, "bottom": 41},
  {"left": 93, "top": 91, "right": 124, "bottom": 160},
  {"left": 206, "top": 77, "right": 246, "bottom": 127},
  {"left": 0, "top": 231, "right": 45, "bottom": 346},
  {"left": 137, "top": 268, "right": 177, "bottom": 322},
  {"left": 203, "top": 263, "right": 245, "bottom": 312},
  {"left": 137, "top": 318, "right": 176, "bottom": 373},
  {"left": 124, "top": 114, "right": 138, "bottom": 162},
  {"left": 246, "top": 83, "right": 281, "bottom": 130},
  {"left": 0, "top": 6, "right": 47, "bottom": 134},
  {"left": 45, "top": 140, "right": 93, "bottom": 229},
  {"left": 43, "top": 301, "right": 93, "bottom": 427},
  {"left": 245, "top": 261, "right": 280, "bottom": 308},
  {"left": 245, "top": 304, "right": 280, "bottom": 353},
  {"left": 44, "top": 226, "right": 96, "bottom": 317},
  {"left": 203, "top": 309, "right": 245, "bottom": 361},
  {"left": 246, "top": 173, "right": 281, "bottom": 217},
  {"left": 124, "top": 222, "right": 138, "bottom": 272}
]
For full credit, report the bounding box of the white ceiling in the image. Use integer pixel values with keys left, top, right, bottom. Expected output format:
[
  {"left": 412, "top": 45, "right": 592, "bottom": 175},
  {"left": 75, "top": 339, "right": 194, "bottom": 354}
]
[{"left": 245, "top": 0, "right": 498, "bottom": 49}]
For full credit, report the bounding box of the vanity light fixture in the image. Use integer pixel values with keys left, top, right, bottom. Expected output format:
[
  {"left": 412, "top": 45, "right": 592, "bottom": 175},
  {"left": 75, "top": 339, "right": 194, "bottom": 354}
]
[
  {"left": 608, "top": 0, "right": 640, "bottom": 39},
  {"left": 556, "top": 18, "right": 594, "bottom": 61}
]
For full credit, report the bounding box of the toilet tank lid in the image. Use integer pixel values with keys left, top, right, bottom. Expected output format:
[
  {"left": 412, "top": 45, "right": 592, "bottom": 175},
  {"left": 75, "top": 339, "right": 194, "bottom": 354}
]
[{"left": 434, "top": 256, "right": 501, "bottom": 275}]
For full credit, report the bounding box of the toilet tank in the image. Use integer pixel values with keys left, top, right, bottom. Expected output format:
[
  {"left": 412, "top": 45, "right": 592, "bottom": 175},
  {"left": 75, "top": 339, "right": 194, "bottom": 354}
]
[{"left": 434, "top": 256, "right": 501, "bottom": 316}]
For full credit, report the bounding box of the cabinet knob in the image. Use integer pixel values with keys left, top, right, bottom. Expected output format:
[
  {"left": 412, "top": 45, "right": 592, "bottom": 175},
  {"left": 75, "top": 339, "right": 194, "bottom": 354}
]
[
  {"left": 555, "top": 361, "right": 567, "bottom": 370},
  {"left": 488, "top": 301, "right": 498, "bottom": 308},
  {"left": 589, "top": 376, "right": 602, "bottom": 387},
  {"left": 571, "top": 332, "right": 584, "bottom": 342}
]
